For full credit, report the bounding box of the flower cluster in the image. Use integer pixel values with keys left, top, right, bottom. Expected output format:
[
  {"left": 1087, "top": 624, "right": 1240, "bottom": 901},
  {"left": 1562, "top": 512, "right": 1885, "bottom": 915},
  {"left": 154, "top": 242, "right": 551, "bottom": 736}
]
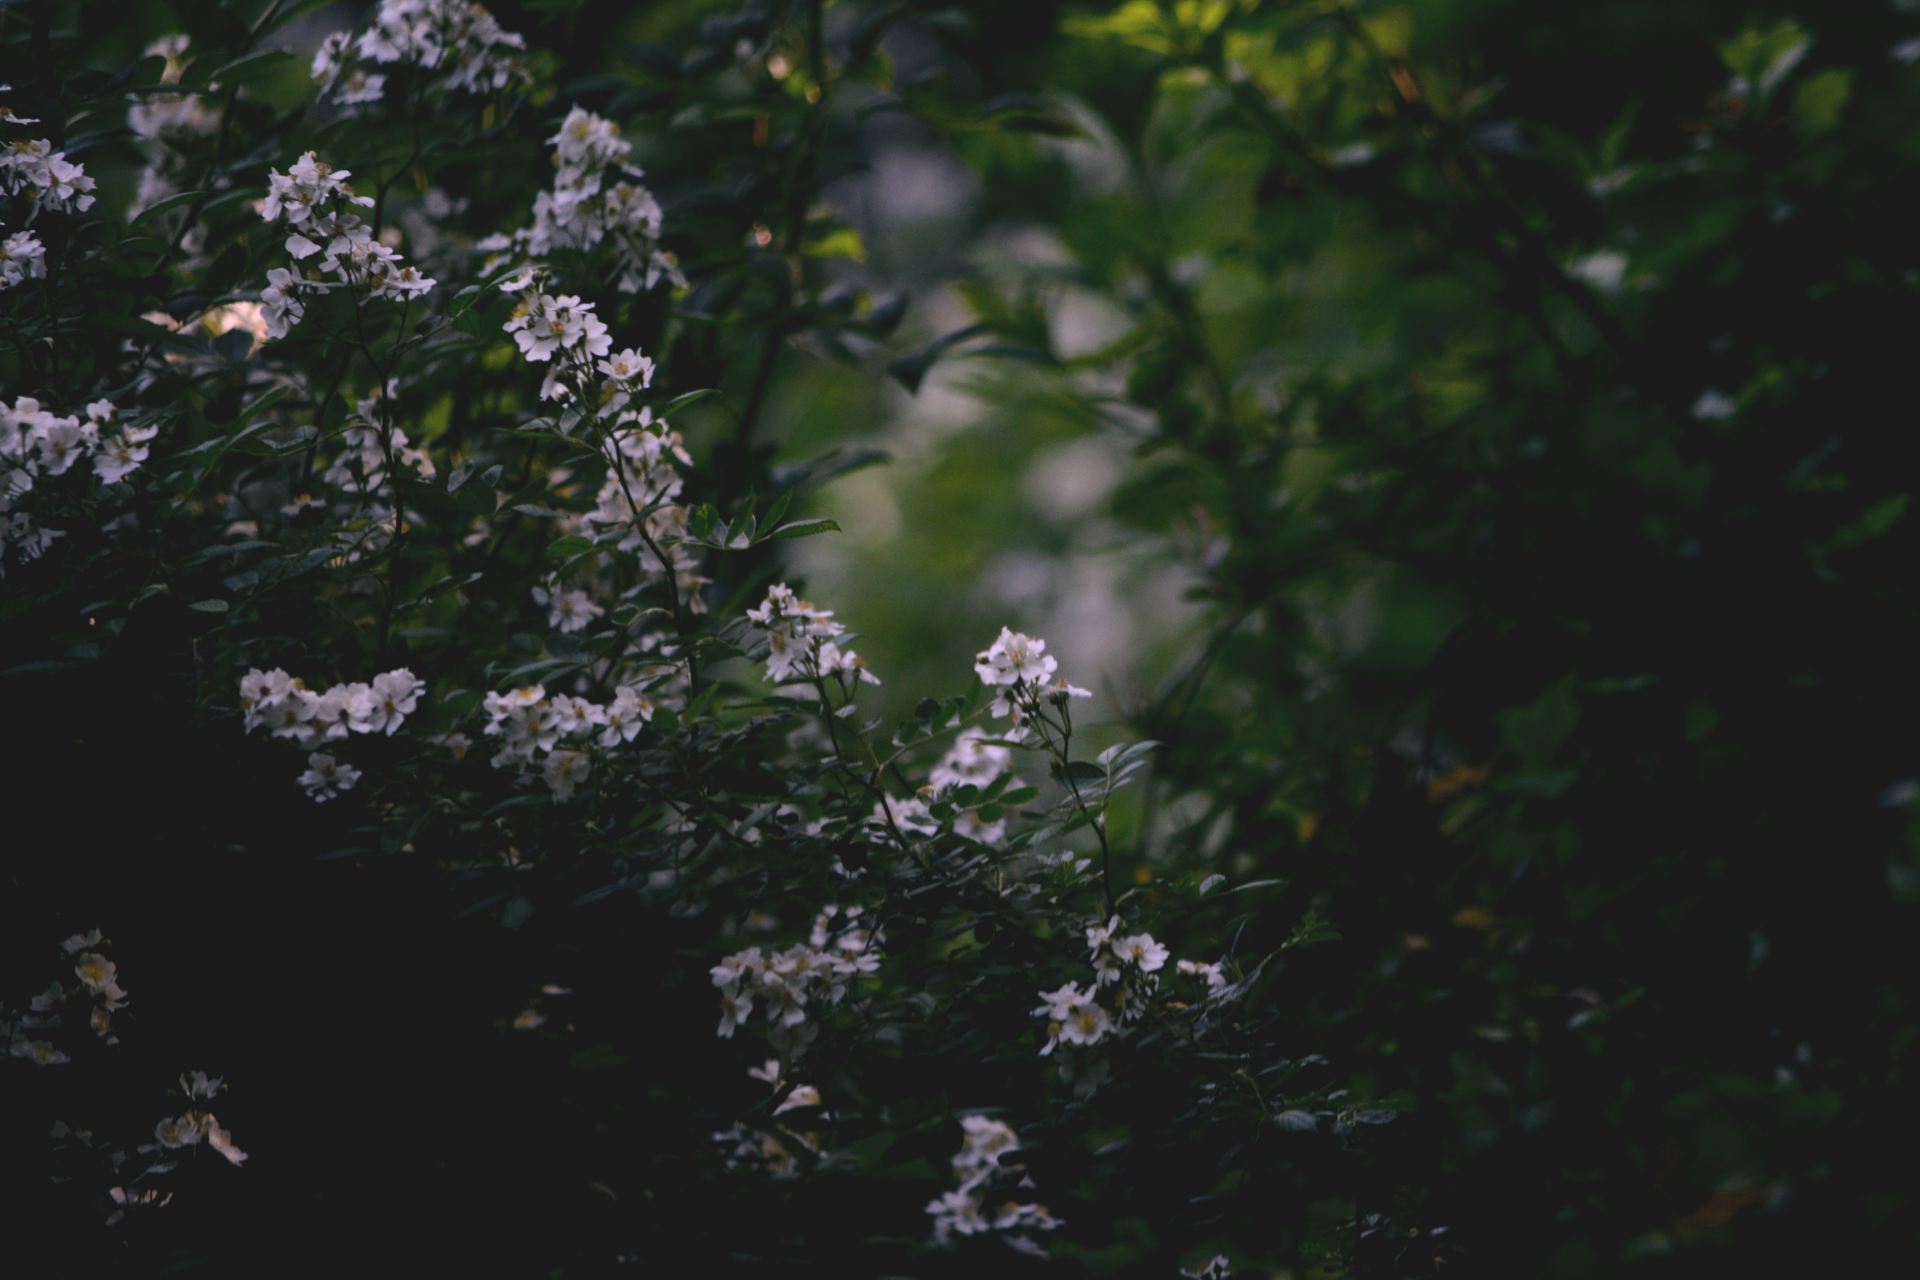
[
  {"left": 313, "top": 0, "right": 530, "bottom": 105},
  {"left": 930, "top": 726, "right": 1014, "bottom": 790},
  {"left": 929, "top": 727, "right": 1021, "bottom": 846},
  {"left": 126, "top": 36, "right": 221, "bottom": 214},
  {"left": 4, "top": 931, "right": 130, "bottom": 1065},
  {"left": 239, "top": 667, "right": 426, "bottom": 799},
  {"left": 319, "top": 391, "right": 437, "bottom": 496},
  {"left": 924, "top": 1116, "right": 1063, "bottom": 1255},
  {"left": 870, "top": 793, "right": 938, "bottom": 843},
  {"left": 480, "top": 683, "right": 655, "bottom": 799},
  {"left": 2, "top": 398, "right": 152, "bottom": 574},
  {"left": 257, "top": 151, "right": 435, "bottom": 338},
  {"left": 974, "top": 626, "right": 1089, "bottom": 725},
  {"left": 499, "top": 283, "right": 622, "bottom": 407},
  {"left": 1, "top": 134, "right": 97, "bottom": 216},
  {"left": 710, "top": 1060, "right": 831, "bottom": 1178},
  {"left": 710, "top": 915, "right": 882, "bottom": 1059},
  {"left": 746, "top": 583, "right": 881, "bottom": 690},
  {"left": 1176, "top": 957, "right": 1229, "bottom": 994},
  {"left": 573, "top": 412, "right": 708, "bottom": 609},
  {"left": 16, "top": 937, "right": 248, "bottom": 1226},
  {"left": 480, "top": 105, "right": 680, "bottom": 294},
  {"left": 149, "top": 1070, "right": 248, "bottom": 1167},
  {"left": 0, "top": 224, "right": 41, "bottom": 288},
  {"left": 1032, "top": 916, "right": 1170, "bottom": 1057}
]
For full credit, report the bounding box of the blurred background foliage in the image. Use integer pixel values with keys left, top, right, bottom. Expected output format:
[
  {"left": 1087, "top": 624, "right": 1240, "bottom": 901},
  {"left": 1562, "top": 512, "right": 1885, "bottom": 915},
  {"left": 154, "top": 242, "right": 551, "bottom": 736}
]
[{"left": 9, "top": 0, "right": 1920, "bottom": 1275}]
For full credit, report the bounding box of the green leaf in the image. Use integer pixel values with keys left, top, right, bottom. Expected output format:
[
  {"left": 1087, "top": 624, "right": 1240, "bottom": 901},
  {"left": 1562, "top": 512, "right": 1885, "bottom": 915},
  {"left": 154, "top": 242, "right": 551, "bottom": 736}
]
[
  {"left": 1791, "top": 68, "right": 1853, "bottom": 136},
  {"left": 803, "top": 226, "right": 867, "bottom": 263},
  {"left": 759, "top": 488, "right": 794, "bottom": 532},
  {"left": 203, "top": 48, "right": 297, "bottom": 86},
  {"left": 663, "top": 387, "right": 720, "bottom": 414},
  {"left": 567, "top": 1044, "right": 633, "bottom": 1072},
  {"left": 129, "top": 189, "right": 210, "bottom": 228},
  {"left": 1499, "top": 682, "right": 1579, "bottom": 771},
  {"left": 887, "top": 323, "right": 988, "bottom": 393},
  {"left": 1055, "top": 760, "right": 1106, "bottom": 784},
  {"left": 766, "top": 518, "right": 841, "bottom": 541},
  {"left": 1717, "top": 20, "right": 1809, "bottom": 101}
]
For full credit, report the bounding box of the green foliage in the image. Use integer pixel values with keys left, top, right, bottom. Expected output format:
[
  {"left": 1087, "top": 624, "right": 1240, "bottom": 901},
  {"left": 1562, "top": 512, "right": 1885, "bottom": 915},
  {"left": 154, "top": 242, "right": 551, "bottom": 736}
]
[{"left": 5, "top": 0, "right": 1920, "bottom": 1276}]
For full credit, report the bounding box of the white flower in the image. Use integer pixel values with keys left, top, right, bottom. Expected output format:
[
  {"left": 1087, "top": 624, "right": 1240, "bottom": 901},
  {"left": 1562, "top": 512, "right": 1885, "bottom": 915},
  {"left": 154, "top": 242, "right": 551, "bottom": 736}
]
[
  {"left": 0, "top": 229, "right": 45, "bottom": 290},
  {"left": 535, "top": 583, "right": 603, "bottom": 633},
  {"left": 181, "top": 1071, "right": 224, "bottom": 1101},
  {"left": 598, "top": 685, "right": 653, "bottom": 746},
  {"left": 73, "top": 952, "right": 117, "bottom": 993},
  {"left": 299, "top": 684, "right": 360, "bottom": 741},
  {"left": 1059, "top": 999, "right": 1111, "bottom": 1048},
  {"left": 925, "top": 1189, "right": 989, "bottom": 1244},
  {"left": 366, "top": 257, "right": 435, "bottom": 301},
  {"left": 33, "top": 418, "right": 91, "bottom": 475},
  {"left": 953, "top": 807, "right": 1007, "bottom": 847},
  {"left": 1176, "top": 958, "right": 1228, "bottom": 994},
  {"left": 153, "top": 1114, "right": 205, "bottom": 1148},
  {"left": 260, "top": 267, "right": 309, "bottom": 337},
  {"left": 1032, "top": 982, "right": 1085, "bottom": 1024},
  {"left": 205, "top": 1118, "right": 248, "bottom": 1166},
  {"left": 992, "top": 1202, "right": 1061, "bottom": 1233},
  {"left": 766, "top": 1017, "right": 818, "bottom": 1059},
  {"left": 709, "top": 948, "right": 764, "bottom": 990},
  {"left": 312, "top": 31, "right": 352, "bottom": 87},
  {"left": 549, "top": 695, "right": 605, "bottom": 737},
  {"left": 952, "top": 1115, "right": 1019, "bottom": 1190},
  {"left": 60, "top": 929, "right": 104, "bottom": 955},
  {"left": 9, "top": 1038, "right": 70, "bottom": 1066},
  {"left": 597, "top": 347, "right": 654, "bottom": 385},
  {"left": 335, "top": 69, "right": 387, "bottom": 105},
  {"left": 931, "top": 727, "right": 1012, "bottom": 789},
  {"left": 551, "top": 106, "right": 628, "bottom": 178},
  {"left": 816, "top": 640, "right": 880, "bottom": 687},
  {"left": 1115, "top": 932, "right": 1169, "bottom": 974},
  {"left": 1032, "top": 980, "right": 1110, "bottom": 1053},
  {"left": 1181, "top": 1256, "right": 1232, "bottom": 1280},
  {"left": 238, "top": 668, "right": 294, "bottom": 727},
  {"left": 361, "top": 668, "right": 424, "bottom": 734},
  {"left": 543, "top": 747, "right": 590, "bottom": 800},
  {"left": 298, "top": 752, "right": 361, "bottom": 801},
  {"left": 717, "top": 986, "right": 753, "bottom": 1037},
  {"left": 93, "top": 424, "right": 158, "bottom": 484},
  {"left": 974, "top": 627, "right": 1058, "bottom": 688}
]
